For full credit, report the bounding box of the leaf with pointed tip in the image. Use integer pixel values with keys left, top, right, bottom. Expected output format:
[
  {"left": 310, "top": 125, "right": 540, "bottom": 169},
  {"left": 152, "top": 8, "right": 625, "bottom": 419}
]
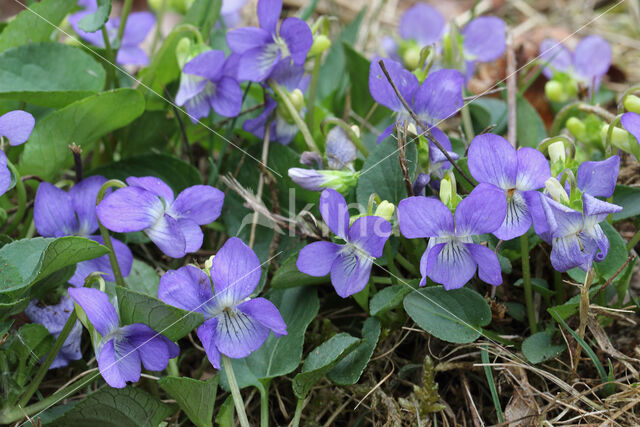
[
  {"left": 79, "top": 0, "right": 112, "bottom": 32},
  {"left": 159, "top": 376, "right": 218, "bottom": 427}
]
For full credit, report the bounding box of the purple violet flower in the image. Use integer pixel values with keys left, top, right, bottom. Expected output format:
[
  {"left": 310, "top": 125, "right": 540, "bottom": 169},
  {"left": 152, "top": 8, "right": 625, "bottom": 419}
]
[
  {"left": 462, "top": 17, "right": 506, "bottom": 63},
  {"left": 226, "top": 0, "right": 312, "bottom": 82},
  {"left": 426, "top": 127, "right": 459, "bottom": 178},
  {"left": 398, "top": 184, "right": 507, "bottom": 290},
  {"left": 467, "top": 134, "right": 551, "bottom": 240},
  {"left": 221, "top": 0, "right": 248, "bottom": 27},
  {"left": 0, "top": 110, "right": 35, "bottom": 197},
  {"left": 538, "top": 156, "right": 621, "bottom": 271},
  {"left": 25, "top": 295, "right": 83, "bottom": 369},
  {"left": 369, "top": 58, "right": 463, "bottom": 141},
  {"left": 69, "top": 1, "right": 155, "bottom": 66},
  {"left": 175, "top": 50, "right": 243, "bottom": 123},
  {"left": 297, "top": 189, "right": 392, "bottom": 297},
  {"left": 158, "top": 237, "right": 287, "bottom": 369},
  {"left": 34, "top": 176, "right": 133, "bottom": 286},
  {"left": 69, "top": 287, "right": 179, "bottom": 388},
  {"left": 539, "top": 36, "right": 611, "bottom": 91},
  {"left": 96, "top": 177, "right": 224, "bottom": 259},
  {"left": 621, "top": 112, "right": 640, "bottom": 146}
]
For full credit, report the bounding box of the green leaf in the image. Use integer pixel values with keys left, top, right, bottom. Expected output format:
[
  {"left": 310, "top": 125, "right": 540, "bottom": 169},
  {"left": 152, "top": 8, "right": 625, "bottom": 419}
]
[
  {"left": 222, "top": 287, "right": 319, "bottom": 389},
  {"left": 107, "top": 259, "right": 160, "bottom": 297},
  {"left": 469, "top": 98, "right": 507, "bottom": 135},
  {"left": 0, "top": 43, "right": 106, "bottom": 108},
  {"left": 20, "top": 89, "right": 145, "bottom": 180},
  {"left": 342, "top": 43, "right": 385, "bottom": 124},
  {"left": 121, "top": 111, "right": 174, "bottom": 157},
  {"left": 159, "top": 376, "right": 218, "bottom": 427},
  {"left": 0, "top": 0, "right": 76, "bottom": 52},
  {"left": 403, "top": 286, "right": 492, "bottom": 344},
  {"left": 612, "top": 185, "right": 640, "bottom": 222},
  {"left": 139, "top": 24, "right": 200, "bottom": 110},
  {"left": 116, "top": 286, "right": 204, "bottom": 341},
  {"left": 184, "top": 0, "right": 222, "bottom": 38},
  {"left": 516, "top": 94, "right": 547, "bottom": 148},
  {"left": 0, "top": 237, "right": 108, "bottom": 297},
  {"left": 594, "top": 221, "right": 627, "bottom": 278},
  {"left": 214, "top": 396, "right": 235, "bottom": 427},
  {"left": 87, "top": 153, "right": 201, "bottom": 193},
  {"left": 271, "top": 251, "right": 328, "bottom": 289},
  {"left": 369, "top": 284, "right": 412, "bottom": 316},
  {"left": 522, "top": 331, "right": 566, "bottom": 364},
  {"left": 357, "top": 139, "right": 417, "bottom": 207},
  {"left": 292, "top": 333, "right": 360, "bottom": 399},
  {"left": 328, "top": 317, "right": 381, "bottom": 385},
  {"left": 6, "top": 323, "right": 53, "bottom": 386},
  {"left": 54, "top": 386, "right": 174, "bottom": 427},
  {"left": 78, "top": 0, "right": 112, "bottom": 32}
]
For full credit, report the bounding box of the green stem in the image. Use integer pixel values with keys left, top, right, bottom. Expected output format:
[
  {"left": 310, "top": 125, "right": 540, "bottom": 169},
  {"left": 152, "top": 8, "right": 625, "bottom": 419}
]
[
  {"left": 627, "top": 229, "right": 640, "bottom": 251},
  {"left": 116, "top": 0, "right": 133, "bottom": 45},
  {"left": 575, "top": 268, "right": 595, "bottom": 369},
  {"left": 322, "top": 117, "right": 369, "bottom": 157},
  {"left": 149, "top": 0, "right": 167, "bottom": 54},
  {"left": 0, "top": 371, "right": 100, "bottom": 425},
  {"left": 101, "top": 27, "right": 116, "bottom": 89},
  {"left": 292, "top": 398, "right": 306, "bottom": 427},
  {"left": 167, "top": 358, "right": 179, "bottom": 377},
  {"left": 96, "top": 179, "right": 128, "bottom": 288},
  {"left": 18, "top": 311, "right": 78, "bottom": 407},
  {"left": 554, "top": 269, "right": 564, "bottom": 305},
  {"left": 259, "top": 381, "right": 269, "bottom": 427},
  {"left": 2, "top": 160, "right": 27, "bottom": 235},
  {"left": 461, "top": 103, "right": 474, "bottom": 141},
  {"left": 383, "top": 245, "right": 400, "bottom": 284},
  {"left": 222, "top": 355, "right": 250, "bottom": 427},
  {"left": 268, "top": 79, "right": 319, "bottom": 152},
  {"left": 520, "top": 234, "right": 537, "bottom": 334},
  {"left": 372, "top": 276, "right": 392, "bottom": 284},
  {"left": 395, "top": 252, "right": 418, "bottom": 276},
  {"left": 306, "top": 54, "right": 321, "bottom": 133}
]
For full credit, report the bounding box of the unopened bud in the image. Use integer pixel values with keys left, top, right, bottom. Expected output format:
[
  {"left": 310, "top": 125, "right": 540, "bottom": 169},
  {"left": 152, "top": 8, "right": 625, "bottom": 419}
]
[
  {"left": 624, "top": 94, "right": 640, "bottom": 115},
  {"left": 204, "top": 255, "right": 215, "bottom": 272},
  {"left": 545, "top": 80, "right": 566, "bottom": 103},
  {"left": 350, "top": 125, "right": 360, "bottom": 138},
  {"left": 169, "top": 0, "right": 195, "bottom": 14},
  {"left": 308, "top": 34, "right": 331, "bottom": 57},
  {"left": 176, "top": 37, "right": 192, "bottom": 69},
  {"left": 407, "top": 122, "right": 417, "bottom": 135},
  {"left": 403, "top": 46, "right": 421, "bottom": 71},
  {"left": 545, "top": 177, "right": 569, "bottom": 204},
  {"left": 289, "top": 89, "right": 305, "bottom": 112},
  {"left": 601, "top": 124, "right": 632, "bottom": 152},
  {"left": 548, "top": 141, "right": 566, "bottom": 164},
  {"left": 439, "top": 178, "right": 451, "bottom": 206},
  {"left": 374, "top": 201, "right": 395, "bottom": 221},
  {"left": 566, "top": 117, "right": 586, "bottom": 140}
]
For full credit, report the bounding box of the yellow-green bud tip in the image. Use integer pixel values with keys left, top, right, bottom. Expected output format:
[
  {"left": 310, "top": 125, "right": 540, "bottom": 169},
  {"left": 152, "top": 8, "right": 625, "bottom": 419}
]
[
  {"left": 289, "top": 89, "right": 305, "bottom": 112},
  {"left": 548, "top": 141, "right": 566, "bottom": 164},
  {"left": 624, "top": 94, "right": 640, "bottom": 115},
  {"left": 374, "top": 201, "right": 395, "bottom": 221},
  {"left": 308, "top": 34, "right": 331, "bottom": 57},
  {"left": 403, "top": 47, "right": 421, "bottom": 71},
  {"left": 545, "top": 80, "right": 566, "bottom": 103},
  {"left": 545, "top": 177, "right": 569, "bottom": 204}
]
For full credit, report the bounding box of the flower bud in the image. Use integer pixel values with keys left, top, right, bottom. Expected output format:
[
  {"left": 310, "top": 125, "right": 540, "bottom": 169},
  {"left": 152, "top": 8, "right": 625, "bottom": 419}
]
[
  {"left": 544, "top": 80, "right": 566, "bottom": 103},
  {"left": 439, "top": 177, "right": 451, "bottom": 206},
  {"left": 169, "top": 0, "right": 195, "bottom": 14},
  {"left": 308, "top": 34, "right": 331, "bottom": 57},
  {"left": 624, "top": 94, "right": 640, "bottom": 115},
  {"left": 350, "top": 125, "right": 360, "bottom": 138},
  {"left": 406, "top": 122, "right": 418, "bottom": 135},
  {"left": 289, "top": 89, "right": 305, "bottom": 112},
  {"left": 374, "top": 201, "right": 395, "bottom": 221},
  {"left": 175, "top": 37, "right": 192, "bottom": 69},
  {"left": 402, "top": 46, "right": 421, "bottom": 71},
  {"left": 204, "top": 255, "right": 215, "bottom": 273},
  {"left": 548, "top": 141, "right": 566, "bottom": 164},
  {"left": 601, "top": 124, "right": 632, "bottom": 152},
  {"left": 288, "top": 168, "right": 358, "bottom": 193},
  {"left": 545, "top": 177, "right": 569, "bottom": 204},
  {"left": 566, "top": 117, "right": 586, "bottom": 141}
]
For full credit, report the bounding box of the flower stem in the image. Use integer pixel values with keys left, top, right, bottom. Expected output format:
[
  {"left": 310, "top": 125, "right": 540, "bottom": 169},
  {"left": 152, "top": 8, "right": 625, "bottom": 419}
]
[
  {"left": 306, "top": 54, "right": 322, "bottom": 133},
  {"left": 18, "top": 311, "right": 78, "bottom": 407},
  {"left": 222, "top": 355, "right": 250, "bottom": 427},
  {"left": 116, "top": 0, "right": 133, "bottom": 45},
  {"left": 292, "top": 397, "right": 306, "bottom": 427},
  {"left": 96, "top": 179, "right": 128, "bottom": 288},
  {"left": 460, "top": 103, "right": 474, "bottom": 141},
  {"left": 574, "top": 268, "right": 595, "bottom": 368},
  {"left": 101, "top": 27, "right": 116, "bottom": 89},
  {"left": 520, "top": 234, "right": 537, "bottom": 334},
  {"left": 0, "top": 371, "right": 100, "bottom": 425},
  {"left": 2, "top": 160, "right": 27, "bottom": 235},
  {"left": 395, "top": 252, "right": 418, "bottom": 276},
  {"left": 627, "top": 229, "right": 640, "bottom": 251},
  {"left": 259, "top": 381, "right": 270, "bottom": 427},
  {"left": 267, "top": 79, "right": 319, "bottom": 152}
]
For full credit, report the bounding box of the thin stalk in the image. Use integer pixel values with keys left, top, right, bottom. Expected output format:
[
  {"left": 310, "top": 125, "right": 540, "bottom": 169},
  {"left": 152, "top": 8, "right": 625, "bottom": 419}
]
[
  {"left": 116, "top": 0, "right": 133, "bottom": 45},
  {"left": 627, "top": 229, "right": 640, "bottom": 251},
  {"left": 149, "top": 0, "right": 167, "bottom": 54},
  {"left": 574, "top": 268, "right": 595, "bottom": 369},
  {"left": 480, "top": 345, "right": 504, "bottom": 424},
  {"left": 2, "top": 160, "right": 27, "bottom": 235},
  {"left": 96, "top": 179, "right": 128, "bottom": 288},
  {"left": 259, "top": 381, "right": 270, "bottom": 427},
  {"left": 395, "top": 252, "right": 418, "bottom": 276},
  {"left": 460, "top": 104, "right": 475, "bottom": 141},
  {"left": 222, "top": 355, "right": 250, "bottom": 427},
  {"left": 383, "top": 245, "right": 400, "bottom": 285},
  {"left": 0, "top": 371, "right": 100, "bottom": 425},
  {"left": 101, "top": 27, "right": 116, "bottom": 89},
  {"left": 292, "top": 398, "right": 306, "bottom": 427},
  {"left": 249, "top": 125, "right": 271, "bottom": 248},
  {"left": 268, "top": 79, "right": 319, "bottom": 152},
  {"left": 18, "top": 311, "right": 78, "bottom": 407},
  {"left": 306, "top": 55, "right": 322, "bottom": 132},
  {"left": 167, "top": 358, "right": 179, "bottom": 377},
  {"left": 520, "top": 234, "right": 537, "bottom": 334}
]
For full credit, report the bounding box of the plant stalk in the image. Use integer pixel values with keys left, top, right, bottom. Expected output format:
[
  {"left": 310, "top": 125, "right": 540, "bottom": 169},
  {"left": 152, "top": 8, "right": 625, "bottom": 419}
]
[
  {"left": 292, "top": 397, "right": 306, "bottom": 427},
  {"left": 222, "top": 355, "right": 250, "bottom": 427},
  {"left": 574, "top": 268, "right": 595, "bottom": 368},
  {"left": 101, "top": 27, "right": 116, "bottom": 89},
  {"left": 2, "top": 160, "right": 27, "bottom": 235},
  {"left": 96, "top": 179, "right": 128, "bottom": 288},
  {"left": 268, "top": 80, "right": 319, "bottom": 152},
  {"left": 306, "top": 54, "right": 322, "bottom": 133},
  {"left": 520, "top": 234, "right": 537, "bottom": 334}
]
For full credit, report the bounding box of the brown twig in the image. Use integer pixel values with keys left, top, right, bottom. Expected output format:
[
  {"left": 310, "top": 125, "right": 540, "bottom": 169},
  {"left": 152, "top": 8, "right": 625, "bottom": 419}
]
[
  {"left": 507, "top": 31, "right": 517, "bottom": 147},
  {"left": 377, "top": 60, "right": 475, "bottom": 187},
  {"left": 68, "top": 143, "right": 83, "bottom": 182},
  {"left": 397, "top": 122, "right": 414, "bottom": 198},
  {"left": 593, "top": 255, "right": 636, "bottom": 300}
]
